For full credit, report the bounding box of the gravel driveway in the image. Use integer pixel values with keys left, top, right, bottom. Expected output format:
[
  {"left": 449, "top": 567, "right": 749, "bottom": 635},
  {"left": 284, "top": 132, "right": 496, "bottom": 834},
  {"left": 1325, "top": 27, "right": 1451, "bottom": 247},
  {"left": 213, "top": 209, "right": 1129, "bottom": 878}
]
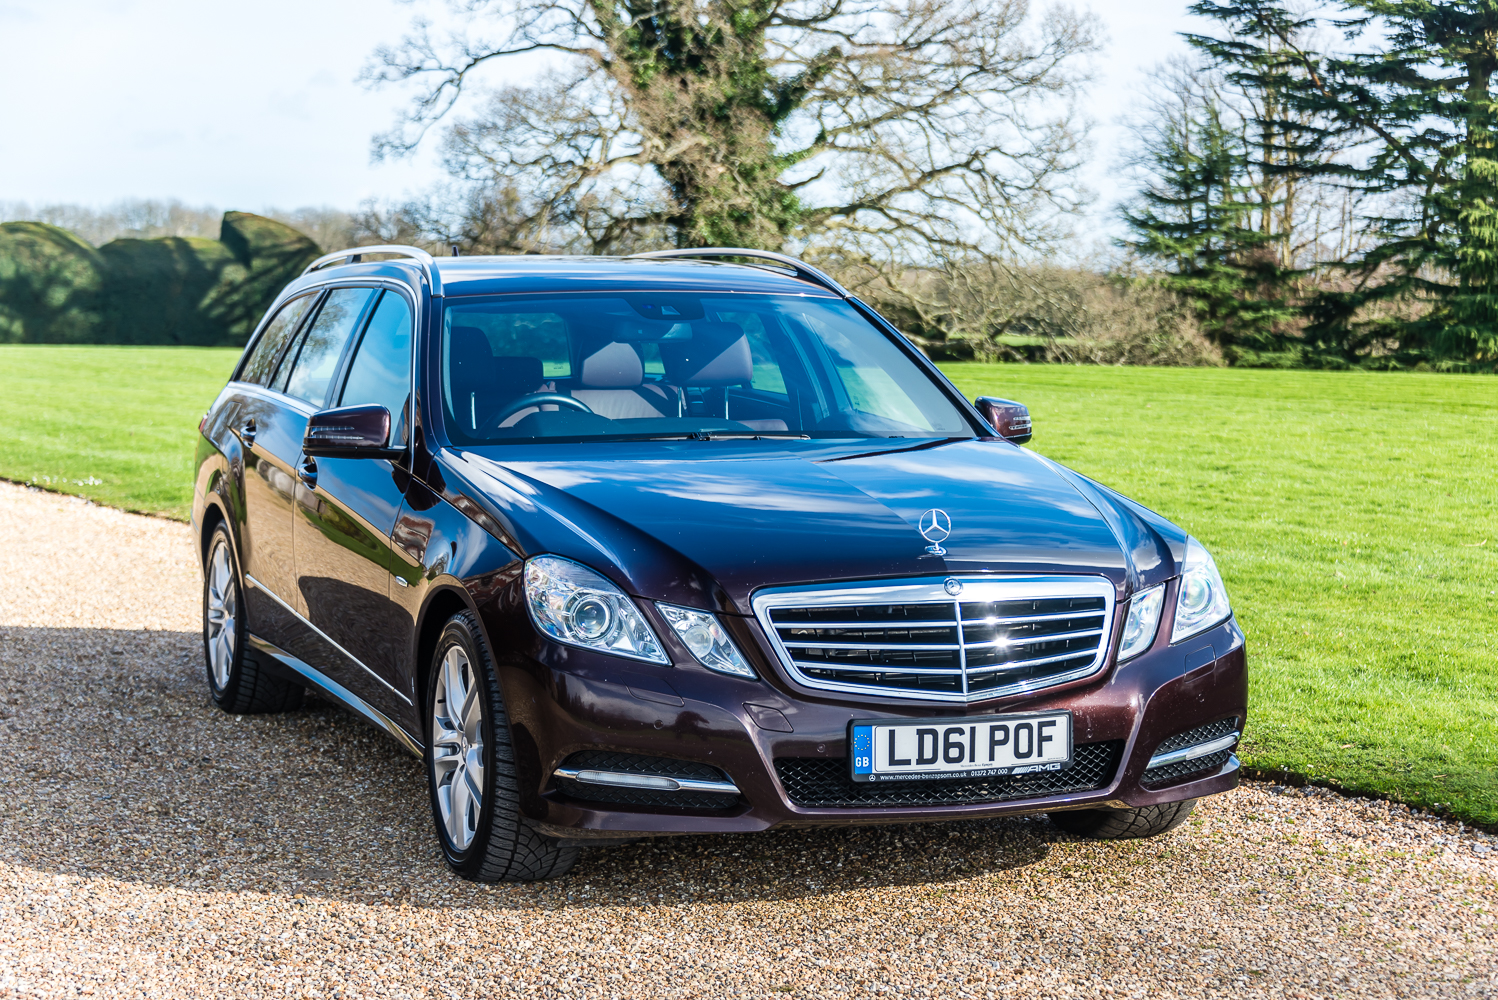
[{"left": 1, "top": 481, "right": 1495, "bottom": 999}]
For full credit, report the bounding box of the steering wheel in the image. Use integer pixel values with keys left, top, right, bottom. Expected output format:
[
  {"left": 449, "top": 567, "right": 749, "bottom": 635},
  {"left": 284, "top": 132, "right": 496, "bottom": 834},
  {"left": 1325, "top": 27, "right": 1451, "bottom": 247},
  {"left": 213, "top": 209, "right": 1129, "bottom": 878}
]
[{"left": 486, "top": 392, "right": 594, "bottom": 430}]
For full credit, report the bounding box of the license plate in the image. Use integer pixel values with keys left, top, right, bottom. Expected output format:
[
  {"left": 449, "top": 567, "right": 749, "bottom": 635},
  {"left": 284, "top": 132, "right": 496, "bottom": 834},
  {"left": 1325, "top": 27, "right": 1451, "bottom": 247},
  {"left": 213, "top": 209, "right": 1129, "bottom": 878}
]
[{"left": 848, "top": 711, "right": 1073, "bottom": 783}]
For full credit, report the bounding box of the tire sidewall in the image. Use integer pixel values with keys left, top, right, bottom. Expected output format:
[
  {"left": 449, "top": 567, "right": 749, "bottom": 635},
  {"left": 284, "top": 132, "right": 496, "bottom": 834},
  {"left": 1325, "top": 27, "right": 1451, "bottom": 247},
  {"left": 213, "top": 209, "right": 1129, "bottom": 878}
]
[
  {"left": 203, "top": 523, "right": 245, "bottom": 705},
  {"left": 425, "top": 614, "right": 500, "bottom": 877}
]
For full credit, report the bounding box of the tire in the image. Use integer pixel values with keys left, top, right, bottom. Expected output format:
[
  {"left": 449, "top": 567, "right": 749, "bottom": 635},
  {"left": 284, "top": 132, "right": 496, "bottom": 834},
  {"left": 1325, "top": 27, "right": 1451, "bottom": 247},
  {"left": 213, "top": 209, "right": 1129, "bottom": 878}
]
[
  {"left": 1048, "top": 799, "right": 1197, "bottom": 840},
  {"left": 202, "top": 521, "right": 304, "bottom": 714},
  {"left": 425, "top": 610, "right": 578, "bottom": 883}
]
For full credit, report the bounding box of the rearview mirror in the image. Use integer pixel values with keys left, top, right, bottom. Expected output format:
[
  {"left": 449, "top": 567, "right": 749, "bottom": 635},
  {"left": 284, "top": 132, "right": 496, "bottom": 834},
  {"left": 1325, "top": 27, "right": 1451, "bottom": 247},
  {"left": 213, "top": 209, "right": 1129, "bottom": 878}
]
[
  {"left": 303, "top": 404, "right": 396, "bottom": 458},
  {"left": 974, "top": 397, "right": 1033, "bottom": 444}
]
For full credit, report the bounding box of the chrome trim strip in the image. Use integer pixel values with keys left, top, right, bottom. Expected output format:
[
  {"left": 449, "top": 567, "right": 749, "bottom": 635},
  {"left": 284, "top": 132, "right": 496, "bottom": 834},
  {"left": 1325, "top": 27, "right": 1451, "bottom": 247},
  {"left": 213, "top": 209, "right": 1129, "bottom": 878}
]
[
  {"left": 246, "top": 633, "right": 423, "bottom": 757},
  {"left": 792, "top": 661, "right": 962, "bottom": 676},
  {"left": 784, "top": 640, "right": 960, "bottom": 651},
  {"left": 779, "top": 619, "right": 958, "bottom": 630},
  {"left": 553, "top": 767, "right": 741, "bottom": 795},
  {"left": 1147, "top": 732, "right": 1241, "bottom": 769},
  {"left": 962, "top": 609, "right": 1107, "bottom": 626},
  {"left": 967, "top": 627, "right": 1105, "bottom": 648},
  {"left": 752, "top": 575, "right": 1117, "bottom": 704},
  {"left": 245, "top": 574, "right": 413, "bottom": 705}
]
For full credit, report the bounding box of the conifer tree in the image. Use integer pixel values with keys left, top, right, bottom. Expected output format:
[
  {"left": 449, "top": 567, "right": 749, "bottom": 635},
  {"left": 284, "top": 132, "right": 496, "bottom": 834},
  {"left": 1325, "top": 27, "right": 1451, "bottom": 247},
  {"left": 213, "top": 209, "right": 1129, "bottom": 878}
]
[{"left": 1190, "top": 0, "right": 1498, "bottom": 364}]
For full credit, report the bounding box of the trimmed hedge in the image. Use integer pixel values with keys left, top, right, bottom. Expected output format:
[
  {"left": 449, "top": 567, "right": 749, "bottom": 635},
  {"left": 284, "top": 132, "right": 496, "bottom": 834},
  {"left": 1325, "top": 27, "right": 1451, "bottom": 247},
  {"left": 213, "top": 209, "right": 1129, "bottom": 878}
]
[{"left": 0, "top": 212, "right": 319, "bottom": 346}]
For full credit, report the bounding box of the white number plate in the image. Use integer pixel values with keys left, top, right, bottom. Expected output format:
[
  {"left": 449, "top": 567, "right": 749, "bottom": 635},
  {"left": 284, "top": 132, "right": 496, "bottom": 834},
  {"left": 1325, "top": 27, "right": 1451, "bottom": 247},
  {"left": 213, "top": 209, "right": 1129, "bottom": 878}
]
[{"left": 849, "top": 711, "right": 1073, "bottom": 783}]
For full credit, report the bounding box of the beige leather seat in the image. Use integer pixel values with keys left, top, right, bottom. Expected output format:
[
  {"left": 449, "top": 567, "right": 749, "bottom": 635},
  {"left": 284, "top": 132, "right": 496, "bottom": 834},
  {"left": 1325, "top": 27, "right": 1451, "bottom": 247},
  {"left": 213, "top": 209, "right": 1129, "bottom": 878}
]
[{"left": 568, "top": 340, "right": 677, "bottom": 419}]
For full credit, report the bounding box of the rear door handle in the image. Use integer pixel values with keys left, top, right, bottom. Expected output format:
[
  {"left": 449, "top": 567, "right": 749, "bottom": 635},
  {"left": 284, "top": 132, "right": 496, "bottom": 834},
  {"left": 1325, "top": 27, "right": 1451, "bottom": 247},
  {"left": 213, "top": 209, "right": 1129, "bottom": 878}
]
[
  {"left": 298, "top": 455, "right": 317, "bottom": 489},
  {"left": 240, "top": 419, "right": 256, "bottom": 448}
]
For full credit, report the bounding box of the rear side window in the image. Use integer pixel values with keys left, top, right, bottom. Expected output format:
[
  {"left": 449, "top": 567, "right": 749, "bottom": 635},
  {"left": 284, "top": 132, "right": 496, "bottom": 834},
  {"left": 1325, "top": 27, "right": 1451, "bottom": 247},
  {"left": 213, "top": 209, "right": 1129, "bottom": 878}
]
[
  {"left": 339, "top": 290, "right": 413, "bottom": 445},
  {"left": 282, "top": 287, "right": 378, "bottom": 406},
  {"left": 238, "top": 294, "right": 315, "bottom": 385}
]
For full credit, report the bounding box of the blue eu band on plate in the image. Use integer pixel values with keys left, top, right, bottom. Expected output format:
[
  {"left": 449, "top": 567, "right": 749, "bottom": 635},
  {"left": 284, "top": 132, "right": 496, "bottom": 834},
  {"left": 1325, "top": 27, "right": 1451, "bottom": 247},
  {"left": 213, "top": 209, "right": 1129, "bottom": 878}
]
[{"left": 850, "top": 711, "right": 1073, "bottom": 783}]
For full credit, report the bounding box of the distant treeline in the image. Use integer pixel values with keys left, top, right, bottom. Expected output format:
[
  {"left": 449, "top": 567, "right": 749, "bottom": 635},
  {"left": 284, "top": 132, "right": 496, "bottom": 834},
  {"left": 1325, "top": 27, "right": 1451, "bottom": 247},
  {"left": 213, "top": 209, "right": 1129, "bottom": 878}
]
[{"left": 0, "top": 212, "right": 320, "bottom": 347}]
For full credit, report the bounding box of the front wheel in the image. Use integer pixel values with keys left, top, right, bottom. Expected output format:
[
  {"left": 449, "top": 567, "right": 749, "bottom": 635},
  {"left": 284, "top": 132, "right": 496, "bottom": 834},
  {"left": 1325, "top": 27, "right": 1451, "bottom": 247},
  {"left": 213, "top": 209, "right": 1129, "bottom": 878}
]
[
  {"left": 425, "top": 610, "right": 578, "bottom": 882},
  {"left": 1048, "top": 799, "right": 1197, "bottom": 839},
  {"left": 202, "top": 522, "right": 303, "bottom": 714}
]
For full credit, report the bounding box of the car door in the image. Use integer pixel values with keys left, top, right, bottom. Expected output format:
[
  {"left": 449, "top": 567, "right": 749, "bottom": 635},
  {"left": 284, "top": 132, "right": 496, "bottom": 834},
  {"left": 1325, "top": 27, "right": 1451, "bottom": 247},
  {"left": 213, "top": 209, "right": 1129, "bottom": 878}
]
[
  {"left": 291, "top": 287, "right": 416, "bottom": 719},
  {"left": 230, "top": 290, "right": 321, "bottom": 653}
]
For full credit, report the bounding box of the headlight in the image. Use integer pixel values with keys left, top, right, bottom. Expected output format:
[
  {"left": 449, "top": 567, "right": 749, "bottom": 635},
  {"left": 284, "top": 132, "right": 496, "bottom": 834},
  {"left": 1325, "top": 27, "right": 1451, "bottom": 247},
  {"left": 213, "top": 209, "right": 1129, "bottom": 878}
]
[
  {"left": 1117, "top": 584, "right": 1164, "bottom": 661},
  {"left": 523, "top": 556, "right": 667, "bottom": 664},
  {"left": 655, "top": 603, "right": 756, "bottom": 678},
  {"left": 1171, "top": 537, "right": 1232, "bottom": 643}
]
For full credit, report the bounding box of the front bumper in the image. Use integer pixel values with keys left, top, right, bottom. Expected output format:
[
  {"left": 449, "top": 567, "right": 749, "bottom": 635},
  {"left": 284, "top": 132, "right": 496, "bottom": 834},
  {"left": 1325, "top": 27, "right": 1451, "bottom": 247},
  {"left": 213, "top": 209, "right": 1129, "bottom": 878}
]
[{"left": 492, "top": 607, "right": 1248, "bottom": 839}]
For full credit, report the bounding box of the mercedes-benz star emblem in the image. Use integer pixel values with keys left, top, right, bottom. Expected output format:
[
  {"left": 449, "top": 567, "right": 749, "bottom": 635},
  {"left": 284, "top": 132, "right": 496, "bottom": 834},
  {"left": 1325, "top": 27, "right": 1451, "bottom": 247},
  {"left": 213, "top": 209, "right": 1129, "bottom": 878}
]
[
  {"left": 919, "top": 508, "right": 952, "bottom": 556},
  {"left": 944, "top": 578, "right": 963, "bottom": 596}
]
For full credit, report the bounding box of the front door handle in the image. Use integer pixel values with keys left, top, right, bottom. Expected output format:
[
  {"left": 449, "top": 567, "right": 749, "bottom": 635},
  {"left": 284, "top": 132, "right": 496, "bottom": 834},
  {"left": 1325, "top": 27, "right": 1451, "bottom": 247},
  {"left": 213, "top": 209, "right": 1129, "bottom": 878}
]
[
  {"left": 240, "top": 418, "right": 256, "bottom": 448},
  {"left": 298, "top": 455, "right": 318, "bottom": 489}
]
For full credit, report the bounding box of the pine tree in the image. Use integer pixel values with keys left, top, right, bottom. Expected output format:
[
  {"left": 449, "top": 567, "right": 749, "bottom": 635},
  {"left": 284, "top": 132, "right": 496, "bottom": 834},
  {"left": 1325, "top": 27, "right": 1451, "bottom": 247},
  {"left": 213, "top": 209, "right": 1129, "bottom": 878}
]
[
  {"left": 1191, "top": 0, "right": 1498, "bottom": 365},
  {"left": 1121, "top": 63, "right": 1293, "bottom": 357}
]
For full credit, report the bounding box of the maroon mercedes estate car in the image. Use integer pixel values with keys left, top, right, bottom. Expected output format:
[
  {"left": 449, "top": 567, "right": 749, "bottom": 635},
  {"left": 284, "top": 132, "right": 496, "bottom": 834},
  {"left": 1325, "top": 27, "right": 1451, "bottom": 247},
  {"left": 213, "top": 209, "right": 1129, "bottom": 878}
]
[{"left": 191, "top": 246, "right": 1246, "bottom": 882}]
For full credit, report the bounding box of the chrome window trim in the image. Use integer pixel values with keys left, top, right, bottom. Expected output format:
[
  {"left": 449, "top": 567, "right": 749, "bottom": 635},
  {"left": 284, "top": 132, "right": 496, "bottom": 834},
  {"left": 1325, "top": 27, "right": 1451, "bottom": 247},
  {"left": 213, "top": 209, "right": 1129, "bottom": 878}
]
[
  {"left": 750, "top": 575, "right": 1117, "bottom": 704},
  {"left": 245, "top": 574, "right": 413, "bottom": 705}
]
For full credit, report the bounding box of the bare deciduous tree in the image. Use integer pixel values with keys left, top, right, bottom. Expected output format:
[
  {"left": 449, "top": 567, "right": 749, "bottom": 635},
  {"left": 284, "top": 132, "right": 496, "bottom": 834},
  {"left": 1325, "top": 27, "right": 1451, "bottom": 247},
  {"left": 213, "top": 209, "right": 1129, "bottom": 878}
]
[{"left": 364, "top": 0, "right": 1098, "bottom": 261}]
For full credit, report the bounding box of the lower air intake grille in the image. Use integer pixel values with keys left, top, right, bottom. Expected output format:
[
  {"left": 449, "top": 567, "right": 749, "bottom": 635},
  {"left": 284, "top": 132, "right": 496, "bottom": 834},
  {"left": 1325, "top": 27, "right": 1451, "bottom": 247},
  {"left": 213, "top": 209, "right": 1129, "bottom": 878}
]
[
  {"left": 554, "top": 751, "right": 740, "bottom": 810},
  {"left": 776, "top": 740, "right": 1124, "bottom": 808},
  {"left": 1141, "top": 717, "right": 1240, "bottom": 788}
]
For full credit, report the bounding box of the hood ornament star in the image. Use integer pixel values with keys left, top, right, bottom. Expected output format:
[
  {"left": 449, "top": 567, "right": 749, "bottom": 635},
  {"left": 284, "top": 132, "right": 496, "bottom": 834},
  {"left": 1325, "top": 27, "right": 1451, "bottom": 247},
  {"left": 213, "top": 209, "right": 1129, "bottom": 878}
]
[{"left": 918, "top": 508, "right": 952, "bottom": 556}]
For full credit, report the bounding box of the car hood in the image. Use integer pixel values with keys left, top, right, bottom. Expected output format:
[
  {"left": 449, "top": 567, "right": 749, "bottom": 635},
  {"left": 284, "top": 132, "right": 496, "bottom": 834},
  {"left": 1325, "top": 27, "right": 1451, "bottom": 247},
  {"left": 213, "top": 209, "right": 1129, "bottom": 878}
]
[{"left": 444, "top": 439, "right": 1175, "bottom": 614}]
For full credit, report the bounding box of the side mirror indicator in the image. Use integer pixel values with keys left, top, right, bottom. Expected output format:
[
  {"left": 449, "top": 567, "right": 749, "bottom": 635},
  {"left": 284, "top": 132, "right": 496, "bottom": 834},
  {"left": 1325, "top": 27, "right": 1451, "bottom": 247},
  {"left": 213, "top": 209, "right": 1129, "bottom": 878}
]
[
  {"left": 303, "top": 404, "right": 396, "bottom": 458},
  {"left": 974, "top": 396, "right": 1032, "bottom": 444}
]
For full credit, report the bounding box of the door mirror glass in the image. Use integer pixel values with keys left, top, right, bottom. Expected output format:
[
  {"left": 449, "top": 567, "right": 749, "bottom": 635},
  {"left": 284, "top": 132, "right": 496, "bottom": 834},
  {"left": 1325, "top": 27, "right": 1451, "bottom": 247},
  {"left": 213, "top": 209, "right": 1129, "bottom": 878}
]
[
  {"left": 974, "top": 396, "right": 1033, "bottom": 444},
  {"left": 303, "top": 404, "right": 394, "bottom": 458}
]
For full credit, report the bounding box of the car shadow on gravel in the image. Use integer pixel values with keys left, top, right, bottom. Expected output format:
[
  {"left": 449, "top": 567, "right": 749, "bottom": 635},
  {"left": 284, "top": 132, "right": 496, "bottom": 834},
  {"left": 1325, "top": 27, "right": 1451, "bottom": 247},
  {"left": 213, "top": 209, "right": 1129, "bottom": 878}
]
[{"left": 1, "top": 625, "right": 1063, "bottom": 910}]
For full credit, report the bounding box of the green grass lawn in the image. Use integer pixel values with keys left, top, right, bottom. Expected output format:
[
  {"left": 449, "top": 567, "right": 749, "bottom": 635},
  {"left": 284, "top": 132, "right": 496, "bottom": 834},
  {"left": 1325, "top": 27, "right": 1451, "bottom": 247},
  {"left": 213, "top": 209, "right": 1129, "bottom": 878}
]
[
  {"left": 944, "top": 364, "right": 1498, "bottom": 825},
  {"left": 0, "top": 345, "right": 239, "bottom": 519},
  {"left": 3, "top": 345, "right": 1495, "bottom": 824}
]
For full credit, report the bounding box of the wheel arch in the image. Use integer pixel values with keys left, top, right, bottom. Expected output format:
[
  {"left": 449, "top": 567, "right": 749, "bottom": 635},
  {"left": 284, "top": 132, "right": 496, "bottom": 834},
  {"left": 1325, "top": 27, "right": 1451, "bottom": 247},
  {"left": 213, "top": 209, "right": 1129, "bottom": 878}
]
[{"left": 414, "top": 585, "right": 482, "bottom": 713}]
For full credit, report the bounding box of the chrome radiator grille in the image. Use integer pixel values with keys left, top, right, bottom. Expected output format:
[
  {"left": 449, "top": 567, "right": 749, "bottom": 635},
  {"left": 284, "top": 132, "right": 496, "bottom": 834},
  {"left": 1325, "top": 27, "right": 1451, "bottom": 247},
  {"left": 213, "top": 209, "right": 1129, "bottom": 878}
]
[{"left": 752, "top": 576, "right": 1116, "bottom": 703}]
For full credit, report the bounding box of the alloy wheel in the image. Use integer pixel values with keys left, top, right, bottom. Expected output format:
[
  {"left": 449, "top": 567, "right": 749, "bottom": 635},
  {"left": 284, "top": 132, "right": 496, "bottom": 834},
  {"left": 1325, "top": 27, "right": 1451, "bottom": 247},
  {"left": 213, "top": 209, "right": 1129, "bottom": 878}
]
[
  {"left": 432, "top": 645, "right": 486, "bottom": 851},
  {"left": 205, "top": 536, "right": 239, "bottom": 690}
]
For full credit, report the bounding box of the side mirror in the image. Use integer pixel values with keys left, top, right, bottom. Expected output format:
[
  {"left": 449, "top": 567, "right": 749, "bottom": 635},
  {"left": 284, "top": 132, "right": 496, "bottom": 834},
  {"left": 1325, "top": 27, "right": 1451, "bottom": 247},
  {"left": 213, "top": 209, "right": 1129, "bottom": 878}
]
[
  {"left": 974, "top": 396, "right": 1032, "bottom": 444},
  {"left": 303, "top": 404, "right": 395, "bottom": 458}
]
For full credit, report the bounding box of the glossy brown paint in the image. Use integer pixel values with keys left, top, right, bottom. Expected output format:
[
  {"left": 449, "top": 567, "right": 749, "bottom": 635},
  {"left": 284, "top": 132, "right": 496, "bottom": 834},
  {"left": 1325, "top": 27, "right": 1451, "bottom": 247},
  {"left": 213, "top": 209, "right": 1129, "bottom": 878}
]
[{"left": 190, "top": 255, "right": 1249, "bottom": 843}]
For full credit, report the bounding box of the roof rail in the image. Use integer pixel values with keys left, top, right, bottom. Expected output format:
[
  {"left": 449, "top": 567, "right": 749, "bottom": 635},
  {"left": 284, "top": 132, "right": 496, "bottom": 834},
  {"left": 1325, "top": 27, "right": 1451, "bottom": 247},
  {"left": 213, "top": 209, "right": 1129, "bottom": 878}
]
[
  {"left": 627, "top": 248, "right": 849, "bottom": 298},
  {"left": 302, "top": 245, "right": 442, "bottom": 295}
]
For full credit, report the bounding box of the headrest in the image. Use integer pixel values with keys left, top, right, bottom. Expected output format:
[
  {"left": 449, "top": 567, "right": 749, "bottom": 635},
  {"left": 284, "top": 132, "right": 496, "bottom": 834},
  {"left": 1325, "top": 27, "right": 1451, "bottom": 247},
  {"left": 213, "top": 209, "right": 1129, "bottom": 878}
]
[
  {"left": 578, "top": 341, "right": 643, "bottom": 388},
  {"left": 450, "top": 325, "right": 492, "bottom": 358},
  {"left": 493, "top": 356, "right": 544, "bottom": 397},
  {"left": 661, "top": 322, "right": 752, "bottom": 386}
]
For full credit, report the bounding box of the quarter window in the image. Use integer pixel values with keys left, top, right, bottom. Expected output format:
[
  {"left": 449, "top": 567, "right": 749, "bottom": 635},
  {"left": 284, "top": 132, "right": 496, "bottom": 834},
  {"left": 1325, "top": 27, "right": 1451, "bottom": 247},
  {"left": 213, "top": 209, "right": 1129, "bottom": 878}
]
[
  {"left": 282, "top": 287, "right": 378, "bottom": 406},
  {"left": 339, "top": 290, "right": 413, "bottom": 446},
  {"left": 238, "top": 294, "right": 315, "bottom": 386}
]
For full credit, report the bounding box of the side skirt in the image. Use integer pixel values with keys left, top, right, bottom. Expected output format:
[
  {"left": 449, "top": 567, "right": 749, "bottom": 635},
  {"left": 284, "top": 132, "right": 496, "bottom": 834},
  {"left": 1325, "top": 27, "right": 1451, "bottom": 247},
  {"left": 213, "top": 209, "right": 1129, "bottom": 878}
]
[{"left": 246, "top": 632, "right": 425, "bottom": 758}]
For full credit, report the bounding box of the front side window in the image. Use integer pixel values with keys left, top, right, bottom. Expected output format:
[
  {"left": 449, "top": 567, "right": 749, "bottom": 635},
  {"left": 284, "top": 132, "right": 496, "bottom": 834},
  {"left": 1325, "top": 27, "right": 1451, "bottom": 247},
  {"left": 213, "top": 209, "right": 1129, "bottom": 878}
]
[
  {"left": 339, "top": 290, "right": 413, "bottom": 446},
  {"left": 238, "top": 293, "right": 315, "bottom": 386},
  {"left": 281, "top": 287, "right": 378, "bottom": 406},
  {"left": 439, "top": 293, "right": 972, "bottom": 444}
]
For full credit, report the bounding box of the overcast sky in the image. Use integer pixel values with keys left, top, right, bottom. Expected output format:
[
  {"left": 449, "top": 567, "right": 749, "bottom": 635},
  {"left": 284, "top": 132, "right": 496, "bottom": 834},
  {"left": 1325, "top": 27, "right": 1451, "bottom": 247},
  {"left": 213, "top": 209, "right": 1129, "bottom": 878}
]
[{"left": 0, "top": 0, "right": 1202, "bottom": 242}]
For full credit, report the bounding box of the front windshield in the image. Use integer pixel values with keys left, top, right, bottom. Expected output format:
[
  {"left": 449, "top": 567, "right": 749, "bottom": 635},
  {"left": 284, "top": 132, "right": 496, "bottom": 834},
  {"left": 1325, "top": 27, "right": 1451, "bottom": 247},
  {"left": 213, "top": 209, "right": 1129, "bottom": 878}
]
[{"left": 439, "top": 292, "right": 973, "bottom": 443}]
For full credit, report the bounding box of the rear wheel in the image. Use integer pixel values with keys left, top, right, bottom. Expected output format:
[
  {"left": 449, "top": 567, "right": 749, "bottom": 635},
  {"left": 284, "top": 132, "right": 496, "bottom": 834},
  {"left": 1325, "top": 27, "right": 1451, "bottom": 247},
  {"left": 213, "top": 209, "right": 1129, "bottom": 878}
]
[
  {"left": 1048, "top": 799, "right": 1197, "bottom": 839},
  {"left": 426, "top": 610, "right": 578, "bottom": 882},
  {"left": 202, "top": 522, "right": 303, "bottom": 714}
]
